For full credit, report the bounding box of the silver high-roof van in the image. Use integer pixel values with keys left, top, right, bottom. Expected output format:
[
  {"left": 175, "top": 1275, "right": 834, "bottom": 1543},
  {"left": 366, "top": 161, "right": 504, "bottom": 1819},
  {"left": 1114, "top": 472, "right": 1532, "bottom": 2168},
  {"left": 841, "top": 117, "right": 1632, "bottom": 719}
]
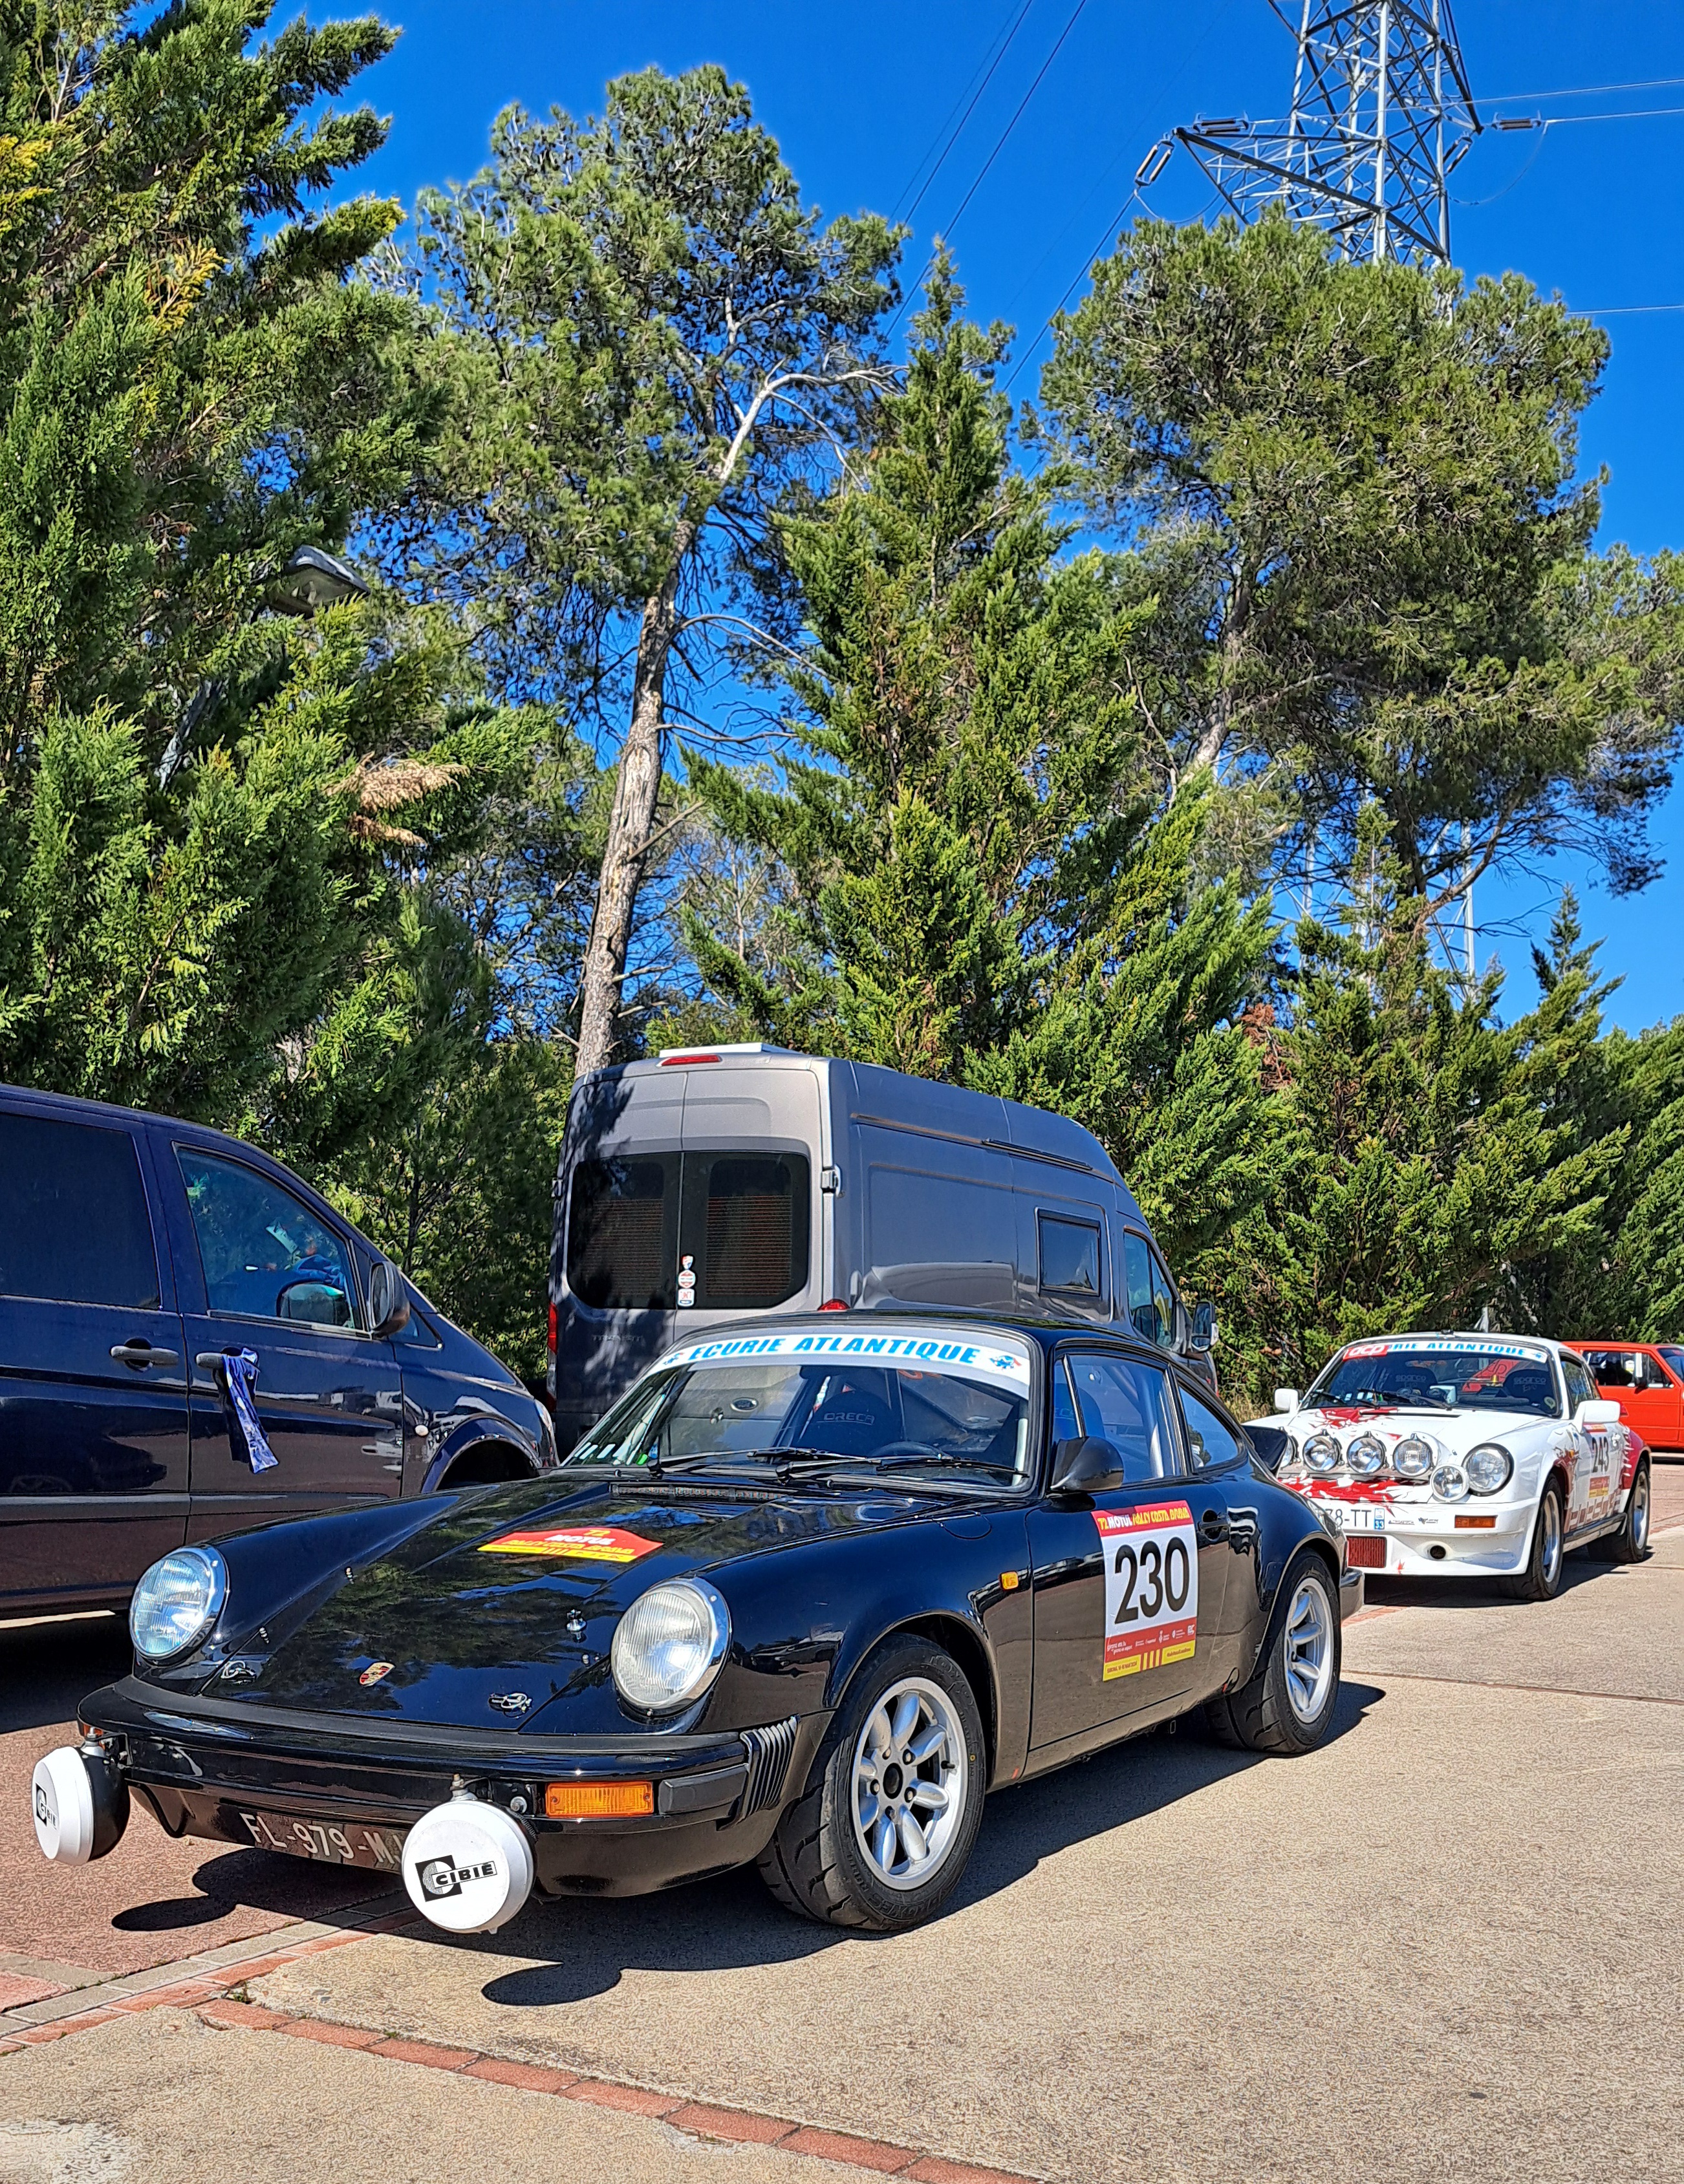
[{"left": 547, "top": 1044, "right": 1216, "bottom": 1448}]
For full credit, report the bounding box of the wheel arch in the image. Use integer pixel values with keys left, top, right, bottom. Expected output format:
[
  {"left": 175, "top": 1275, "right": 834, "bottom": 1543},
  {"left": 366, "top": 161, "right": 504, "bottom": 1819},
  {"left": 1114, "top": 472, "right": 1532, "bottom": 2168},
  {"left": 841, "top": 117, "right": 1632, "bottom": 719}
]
[
  {"left": 828, "top": 1611, "right": 1000, "bottom": 1785},
  {"left": 424, "top": 1432, "right": 539, "bottom": 1493}
]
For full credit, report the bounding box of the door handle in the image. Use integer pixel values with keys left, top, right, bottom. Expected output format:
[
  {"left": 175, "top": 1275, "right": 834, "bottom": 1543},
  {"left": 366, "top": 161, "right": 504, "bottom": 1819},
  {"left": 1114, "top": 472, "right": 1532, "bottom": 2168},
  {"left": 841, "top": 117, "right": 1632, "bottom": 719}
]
[
  {"left": 1200, "top": 1510, "right": 1231, "bottom": 1541},
  {"left": 110, "top": 1341, "right": 180, "bottom": 1369}
]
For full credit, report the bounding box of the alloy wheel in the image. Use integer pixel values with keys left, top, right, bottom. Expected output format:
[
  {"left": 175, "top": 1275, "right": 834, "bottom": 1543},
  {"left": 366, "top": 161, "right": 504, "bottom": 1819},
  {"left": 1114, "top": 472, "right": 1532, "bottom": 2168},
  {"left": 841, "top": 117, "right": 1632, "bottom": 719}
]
[
  {"left": 1282, "top": 1574, "right": 1334, "bottom": 1726},
  {"left": 850, "top": 1676, "right": 968, "bottom": 1892}
]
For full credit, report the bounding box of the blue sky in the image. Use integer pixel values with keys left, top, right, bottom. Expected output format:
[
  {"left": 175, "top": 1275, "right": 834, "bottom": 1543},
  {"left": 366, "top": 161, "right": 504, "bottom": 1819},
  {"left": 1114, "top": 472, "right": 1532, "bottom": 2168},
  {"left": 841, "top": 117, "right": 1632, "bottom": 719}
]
[{"left": 354, "top": 1, "right": 1684, "bottom": 1032}]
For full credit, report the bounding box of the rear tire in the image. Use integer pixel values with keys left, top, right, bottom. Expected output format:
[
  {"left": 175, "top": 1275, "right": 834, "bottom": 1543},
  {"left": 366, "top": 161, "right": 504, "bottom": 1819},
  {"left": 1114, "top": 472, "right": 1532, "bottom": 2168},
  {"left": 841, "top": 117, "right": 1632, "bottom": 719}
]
[
  {"left": 1506, "top": 1481, "right": 1566, "bottom": 1601},
  {"left": 757, "top": 1636, "right": 985, "bottom": 1932},
  {"left": 1205, "top": 1552, "right": 1340, "bottom": 1756},
  {"left": 1602, "top": 1459, "right": 1652, "bottom": 1565}
]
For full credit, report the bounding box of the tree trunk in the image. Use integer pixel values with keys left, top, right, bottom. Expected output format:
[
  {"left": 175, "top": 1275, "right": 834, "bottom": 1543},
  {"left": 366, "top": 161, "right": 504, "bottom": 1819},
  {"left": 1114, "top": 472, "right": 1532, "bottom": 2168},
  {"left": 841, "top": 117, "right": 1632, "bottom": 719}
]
[{"left": 574, "top": 528, "right": 693, "bottom": 1077}]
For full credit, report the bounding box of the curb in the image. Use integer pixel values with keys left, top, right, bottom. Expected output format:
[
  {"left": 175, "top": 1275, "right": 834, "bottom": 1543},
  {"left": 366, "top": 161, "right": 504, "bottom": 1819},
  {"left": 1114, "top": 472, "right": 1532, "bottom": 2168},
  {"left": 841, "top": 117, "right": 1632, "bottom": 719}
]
[{"left": 0, "top": 1931, "right": 1044, "bottom": 2184}]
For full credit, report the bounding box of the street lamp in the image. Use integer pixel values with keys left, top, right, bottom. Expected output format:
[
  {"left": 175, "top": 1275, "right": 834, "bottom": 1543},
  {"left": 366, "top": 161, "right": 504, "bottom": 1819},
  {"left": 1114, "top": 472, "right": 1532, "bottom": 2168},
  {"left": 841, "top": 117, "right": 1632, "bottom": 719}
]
[{"left": 157, "top": 546, "right": 370, "bottom": 787}]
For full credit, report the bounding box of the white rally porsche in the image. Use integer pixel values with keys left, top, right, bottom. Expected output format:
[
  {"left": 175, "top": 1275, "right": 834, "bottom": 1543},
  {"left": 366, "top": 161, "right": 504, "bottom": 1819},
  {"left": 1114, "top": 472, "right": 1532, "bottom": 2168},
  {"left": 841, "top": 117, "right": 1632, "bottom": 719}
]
[{"left": 1264, "top": 1333, "right": 1653, "bottom": 1598}]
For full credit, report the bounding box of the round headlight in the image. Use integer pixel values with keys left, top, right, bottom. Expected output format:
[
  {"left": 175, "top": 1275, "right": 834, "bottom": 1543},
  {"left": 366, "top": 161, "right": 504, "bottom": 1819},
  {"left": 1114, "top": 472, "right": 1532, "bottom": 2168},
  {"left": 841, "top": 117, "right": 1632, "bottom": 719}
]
[
  {"left": 611, "top": 1578, "right": 729, "bottom": 1715},
  {"left": 130, "top": 1547, "right": 227, "bottom": 1662},
  {"left": 1432, "top": 1464, "right": 1469, "bottom": 1503},
  {"left": 1346, "top": 1433, "right": 1388, "bottom": 1478},
  {"left": 1393, "top": 1435, "right": 1434, "bottom": 1481},
  {"left": 1304, "top": 1433, "right": 1341, "bottom": 1475},
  {"left": 1464, "top": 1443, "right": 1513, "bottom": 1495}
]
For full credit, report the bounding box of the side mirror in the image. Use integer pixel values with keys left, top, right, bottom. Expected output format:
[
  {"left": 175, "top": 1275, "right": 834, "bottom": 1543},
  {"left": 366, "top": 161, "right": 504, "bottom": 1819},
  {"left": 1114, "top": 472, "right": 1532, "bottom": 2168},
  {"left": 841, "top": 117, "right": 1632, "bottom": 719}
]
[
  {"left": 1577, "top": 1398, "right": 1621, "bottom": 1426},
  {"left": 1050, "top": 1436, "right": 1125, "bottom": 1497},
  {"left": 367, "top": 1259, "right": 412, "bottom": 1340},
  {"left": 1273, "top": 1387, "right": 1300, "bottom": 1414},
  {"left": 1247, "top": 1425, "right": 1289, "bottom": 1473},
  {"left": 1190, "top": 1301, "right": 1218, "bottom": 1352}
]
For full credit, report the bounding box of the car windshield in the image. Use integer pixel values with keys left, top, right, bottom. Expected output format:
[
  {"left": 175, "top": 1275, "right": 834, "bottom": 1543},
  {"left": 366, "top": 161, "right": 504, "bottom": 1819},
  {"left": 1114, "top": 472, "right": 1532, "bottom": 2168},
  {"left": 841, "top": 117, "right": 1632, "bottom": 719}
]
[
  {"left": 566, "top": 1327, "right": 1035, "bottom": 1488},
  {"left": 1306, "top": 1341, "right": 1560, "bottom": 1419}
]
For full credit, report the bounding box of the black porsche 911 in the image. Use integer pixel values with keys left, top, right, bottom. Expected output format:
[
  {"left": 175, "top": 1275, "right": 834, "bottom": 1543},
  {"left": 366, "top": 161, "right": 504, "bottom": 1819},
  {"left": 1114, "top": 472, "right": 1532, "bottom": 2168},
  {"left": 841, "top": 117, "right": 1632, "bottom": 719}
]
[{"left": 35, "top": 1315, "right": 1360, "bottom": 1934}]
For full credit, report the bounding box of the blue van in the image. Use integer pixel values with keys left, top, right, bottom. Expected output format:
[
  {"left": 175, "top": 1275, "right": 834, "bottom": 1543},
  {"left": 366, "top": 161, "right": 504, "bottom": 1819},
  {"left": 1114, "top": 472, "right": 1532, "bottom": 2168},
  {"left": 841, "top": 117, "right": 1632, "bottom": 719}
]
[{"left": 0, "top": 1085, "right": 556, "bottom": 1613}]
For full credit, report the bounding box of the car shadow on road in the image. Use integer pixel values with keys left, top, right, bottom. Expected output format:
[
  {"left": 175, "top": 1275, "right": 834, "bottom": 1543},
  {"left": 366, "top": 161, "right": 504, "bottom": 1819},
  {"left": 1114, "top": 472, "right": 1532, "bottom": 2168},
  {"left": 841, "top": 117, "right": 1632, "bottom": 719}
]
[
  {"left": 113, "top": 1848, "right": 400, "bottom": 1934},
  {"left": 1361, "top": 1549, "right": 1626, "bottom": 1614},
  {"left": 0, "top": 1611, "right": 130, "bottom": 1735},
  {"left": 468, "top": 1678, "right": 1387, "bottom": 2009}
]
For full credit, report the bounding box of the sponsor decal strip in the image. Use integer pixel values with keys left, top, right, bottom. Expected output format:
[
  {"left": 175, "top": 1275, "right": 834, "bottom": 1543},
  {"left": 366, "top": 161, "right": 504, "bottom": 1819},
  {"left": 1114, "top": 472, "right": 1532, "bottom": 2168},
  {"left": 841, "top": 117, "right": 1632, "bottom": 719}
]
[
  {"left": 660, "top": 1326, "right": 1032, "bottom": 1391},
  {"left": 479, "top": 1526, "right": 662, "bottom": 1563},
  {"left": 1341, "top": 1336, "right": 1551, "bottom": 1364}
]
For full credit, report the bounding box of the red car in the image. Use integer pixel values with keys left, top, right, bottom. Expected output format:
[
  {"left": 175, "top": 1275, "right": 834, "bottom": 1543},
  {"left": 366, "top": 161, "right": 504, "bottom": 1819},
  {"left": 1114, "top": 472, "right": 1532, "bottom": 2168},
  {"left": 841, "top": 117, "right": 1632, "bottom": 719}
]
[{"left": 1564, "top": 1342, "right": 1684, "bottom": 1452}]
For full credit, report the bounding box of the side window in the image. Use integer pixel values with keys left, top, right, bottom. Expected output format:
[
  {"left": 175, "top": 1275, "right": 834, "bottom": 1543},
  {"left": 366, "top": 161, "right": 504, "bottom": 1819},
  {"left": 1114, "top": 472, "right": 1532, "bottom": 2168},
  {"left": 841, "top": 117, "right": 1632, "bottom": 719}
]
[
  {"left": 1561, "top": 1354, "right": 1596, "bottom": 1415},
  {"left": 1584, "top": 1348, "right": 1634, "bottom": 1388},
  {"left": 0, "top": 1113, "right": 159, "bottom": 1309},
  {"left": 1181, "top": 1387, "right": 1243, "bottom": 1470},
  {"left": 1148, "top": 1249, "right": 1179, "bottom": 1352},
  {"left": 1050, "top": 1358, "right": 1080, "bottom": 1442},
  {"left": 1039, "top": 1214, "right": 1103, "bottom": 1303},
  {"left": 395, "top": 1287, "right": 442, "bottom": 1349},
  {"left": 1122, "top": 1232, "right": 1157, "bottom": 1345},
  {"left": 176, "top": 1148, "right": 356, "bottom": 1329},
  {"left": 1064, "top": 1352, "right": 1179, "bottom": 1481}
]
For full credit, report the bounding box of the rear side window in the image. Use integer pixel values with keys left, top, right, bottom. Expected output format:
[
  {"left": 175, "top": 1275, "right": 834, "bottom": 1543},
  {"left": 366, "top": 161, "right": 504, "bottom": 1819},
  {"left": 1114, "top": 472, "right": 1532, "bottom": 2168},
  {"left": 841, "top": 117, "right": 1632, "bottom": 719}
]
[
  {"left": 566, "top": 1155, "right": 678, "bottom": 1310},
  {"left": 1039, "top": 1214, "right": 1103, "bottom": 1301},
  {"left": 682, "top": 1153, "right": 810, "bottom": 1311},
  {"left": 0, "top": 1113, "right": 159, "bottom": 1308}
]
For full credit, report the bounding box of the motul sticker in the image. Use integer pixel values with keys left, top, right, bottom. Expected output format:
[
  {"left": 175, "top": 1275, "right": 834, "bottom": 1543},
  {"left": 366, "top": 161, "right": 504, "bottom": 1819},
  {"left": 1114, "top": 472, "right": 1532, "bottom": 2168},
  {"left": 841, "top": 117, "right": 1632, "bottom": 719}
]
[
  {"left": 479, "top": 1525, "right": 662, "bottom": 1563},
  {"left": 1095, "top": 1501, "right": 1198, "bottom": 1678}
]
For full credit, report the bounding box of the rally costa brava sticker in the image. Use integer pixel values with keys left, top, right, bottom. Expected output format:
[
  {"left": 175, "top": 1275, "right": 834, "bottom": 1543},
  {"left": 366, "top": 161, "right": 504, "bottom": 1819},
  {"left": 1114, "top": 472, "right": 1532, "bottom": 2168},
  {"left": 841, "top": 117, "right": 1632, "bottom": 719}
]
[
  {"left": 1095, "top": 1501, "right": 1198, "bottom": 1678},
  {"left": 479, "top": 1525, "right": 662, "bottom": 1563}
]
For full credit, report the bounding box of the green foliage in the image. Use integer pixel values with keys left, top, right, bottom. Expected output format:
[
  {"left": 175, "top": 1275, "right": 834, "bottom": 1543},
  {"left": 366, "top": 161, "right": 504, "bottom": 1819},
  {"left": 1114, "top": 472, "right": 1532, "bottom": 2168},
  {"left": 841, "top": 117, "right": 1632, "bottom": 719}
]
[
  {"left": 1212, "top": 819, "right": 1625, "bottom": 1410},
  {"left": 684, "top": 274, "right": 1277, "bottom": 1265},
  {"left": 1039, "top": 211, "right": 1684, "bottom": 905}
]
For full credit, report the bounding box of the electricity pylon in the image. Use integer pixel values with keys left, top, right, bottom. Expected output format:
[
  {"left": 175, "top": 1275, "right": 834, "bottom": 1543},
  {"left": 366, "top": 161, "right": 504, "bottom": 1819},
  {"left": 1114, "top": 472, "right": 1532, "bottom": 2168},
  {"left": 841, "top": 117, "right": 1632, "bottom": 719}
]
[{"left": 1140, "top": 1, "right": 1481, "bottom": 266}]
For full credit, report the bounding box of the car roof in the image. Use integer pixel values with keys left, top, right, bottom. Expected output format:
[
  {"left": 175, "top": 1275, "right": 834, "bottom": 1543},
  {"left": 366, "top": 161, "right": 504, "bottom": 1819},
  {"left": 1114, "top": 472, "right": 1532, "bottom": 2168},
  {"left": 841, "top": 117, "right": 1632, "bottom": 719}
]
[{"left": 1, "top": 1078, "right": 303, "bottom": 1173}]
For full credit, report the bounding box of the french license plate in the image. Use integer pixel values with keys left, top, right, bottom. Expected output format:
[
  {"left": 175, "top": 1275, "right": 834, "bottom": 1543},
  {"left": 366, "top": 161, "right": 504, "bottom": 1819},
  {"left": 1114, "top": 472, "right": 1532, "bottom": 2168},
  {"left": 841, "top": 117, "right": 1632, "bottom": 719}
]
[
  {"left": 239, "top": 1808, "right": 405, "bottom": 1871},
  {"left": 1325, "top": 1504, "right": 1385, "bottom": 1533}
]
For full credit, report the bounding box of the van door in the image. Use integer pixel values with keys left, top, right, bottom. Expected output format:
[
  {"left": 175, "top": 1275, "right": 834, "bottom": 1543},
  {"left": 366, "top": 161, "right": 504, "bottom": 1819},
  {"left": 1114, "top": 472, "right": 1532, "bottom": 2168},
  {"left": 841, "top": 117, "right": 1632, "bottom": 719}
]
[
  {"left": 677, "top": 1063, "right": 821, "bottom": 1320},
  {"left": 0, "top": 1107, "right": 189, "bottom": 1606}
]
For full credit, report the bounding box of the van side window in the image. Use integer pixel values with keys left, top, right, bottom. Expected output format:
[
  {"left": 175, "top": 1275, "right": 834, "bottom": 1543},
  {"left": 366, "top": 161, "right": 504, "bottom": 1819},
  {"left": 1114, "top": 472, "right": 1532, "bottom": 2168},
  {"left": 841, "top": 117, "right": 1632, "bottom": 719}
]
[
  {"left": 567, "top": 1155, "right": 679, "bottom": 1311},
  {"left": 1038, "top": 1213, "right": 1103, "bottom": 1301},
  {"left": 0, "top": 1113, "right": 160, "bottom": 1309}
]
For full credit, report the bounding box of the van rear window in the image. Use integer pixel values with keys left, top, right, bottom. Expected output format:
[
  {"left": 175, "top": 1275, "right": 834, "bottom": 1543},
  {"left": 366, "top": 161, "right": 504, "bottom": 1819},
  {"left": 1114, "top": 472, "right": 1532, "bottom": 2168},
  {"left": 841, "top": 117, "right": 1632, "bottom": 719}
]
[
  {"left": 566, "top": 1156, "right": 678, "bottom": 1310},
  {"left": 564, "top": 1150, "right": 810, "bottom": 1313},
  {"left": 683, "top": 1153, "right": 810, "bottom": 1310}
]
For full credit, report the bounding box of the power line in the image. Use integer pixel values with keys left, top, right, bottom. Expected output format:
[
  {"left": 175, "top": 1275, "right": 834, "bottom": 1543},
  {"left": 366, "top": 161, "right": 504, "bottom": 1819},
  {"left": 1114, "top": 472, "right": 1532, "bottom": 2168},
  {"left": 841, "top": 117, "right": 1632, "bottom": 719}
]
[
  {"left": 889, "top": 0, "right": 1093, "bottom": 335},
  {"left": 1495, "top": 103, "right": 1684, "bottom": 128},
  {"left": 1480, "top": 74, "right": 1684, "bottom": 103},
  {"left": 894, "top": 0, "right": 1038, "bottom": 224}
]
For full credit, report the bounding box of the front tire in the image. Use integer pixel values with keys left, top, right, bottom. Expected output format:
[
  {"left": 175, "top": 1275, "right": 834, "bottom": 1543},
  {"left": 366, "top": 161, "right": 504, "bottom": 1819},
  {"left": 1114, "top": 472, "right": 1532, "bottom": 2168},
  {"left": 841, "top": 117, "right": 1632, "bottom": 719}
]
[
  {"left": 1507, "top": 1480, "right": 1566, "bottom": 1600},
  {"left": 1601, "top": 1459, "right": 1652, "bottom": 1565},
  {"left": 757, "top": 1636, "right": 985, "bottom": 1932},
  {"left": 1205, "top": 1552, "right": 1341, "bottom": 1756}
]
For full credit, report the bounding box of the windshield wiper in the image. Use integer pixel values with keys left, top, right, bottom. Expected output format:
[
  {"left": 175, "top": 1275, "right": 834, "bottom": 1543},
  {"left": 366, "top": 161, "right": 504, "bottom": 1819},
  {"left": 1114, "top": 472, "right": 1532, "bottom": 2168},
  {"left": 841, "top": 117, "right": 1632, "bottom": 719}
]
[{"left": 874, "top": 1451, "right": 1015, "bottom": 1475}]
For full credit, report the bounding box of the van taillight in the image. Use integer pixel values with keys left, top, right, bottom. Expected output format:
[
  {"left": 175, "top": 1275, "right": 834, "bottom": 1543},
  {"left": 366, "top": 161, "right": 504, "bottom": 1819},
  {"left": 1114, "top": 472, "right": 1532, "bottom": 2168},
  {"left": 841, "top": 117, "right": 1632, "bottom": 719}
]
[
  {"left": 547, "top": 1302, "right": 557, "bottom": 1353},
  {"left": 659, "top": 1052, "right": 718, "bottom": 1066},
  {"left": 819, "top": 1299, "right": 848, "bottom": 1312}
]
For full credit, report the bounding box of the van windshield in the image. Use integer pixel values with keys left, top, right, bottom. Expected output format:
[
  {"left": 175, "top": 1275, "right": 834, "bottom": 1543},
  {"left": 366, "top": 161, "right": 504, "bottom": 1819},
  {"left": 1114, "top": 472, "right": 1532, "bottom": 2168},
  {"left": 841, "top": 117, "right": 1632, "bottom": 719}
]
[
  {"left": 566, "top": 1329, "right": 1035, "bottom": 1488},
  {"left": 565, "top": 1151, "right": 810, "bottom": 1311}
]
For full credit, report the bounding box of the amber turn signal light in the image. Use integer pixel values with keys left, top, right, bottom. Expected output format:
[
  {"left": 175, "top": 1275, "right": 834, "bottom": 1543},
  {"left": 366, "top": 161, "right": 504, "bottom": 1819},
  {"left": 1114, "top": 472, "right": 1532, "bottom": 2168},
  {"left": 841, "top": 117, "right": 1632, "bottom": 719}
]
[
  {"left": 1453, "top": 1514, "right": 1496, "bottom": 1529},
  {"left": 545, "top": 1779, "right": 654, "bottom": 1819}
]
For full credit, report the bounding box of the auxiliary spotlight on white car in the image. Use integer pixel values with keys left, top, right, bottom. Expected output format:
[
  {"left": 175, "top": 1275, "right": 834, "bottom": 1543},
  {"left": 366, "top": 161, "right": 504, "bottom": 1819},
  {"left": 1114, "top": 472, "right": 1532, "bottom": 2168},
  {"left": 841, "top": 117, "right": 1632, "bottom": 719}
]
[{"left": 1263, "top": 1333, "right": 1652, "bottom": 1600}]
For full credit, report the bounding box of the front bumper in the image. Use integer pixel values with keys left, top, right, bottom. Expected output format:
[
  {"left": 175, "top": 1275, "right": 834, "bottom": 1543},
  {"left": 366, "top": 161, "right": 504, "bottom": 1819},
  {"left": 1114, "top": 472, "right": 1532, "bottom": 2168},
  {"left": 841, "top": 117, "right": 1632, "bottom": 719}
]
[
  {"left": 79, "top": 1677, "right": 819, "bottom": 1899},
  {"left": 1312, "top": 1497, "right": 1534, "bottom": 1579}
]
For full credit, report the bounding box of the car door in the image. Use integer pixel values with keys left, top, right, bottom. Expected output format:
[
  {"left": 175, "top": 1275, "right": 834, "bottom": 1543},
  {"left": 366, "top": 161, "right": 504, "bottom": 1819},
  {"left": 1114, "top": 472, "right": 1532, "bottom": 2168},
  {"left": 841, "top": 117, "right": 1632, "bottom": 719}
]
[
  {"left": 1172, "top": 1382, "right": 1261, "bottom": 1693},
  {"left": 1558, "top": 1349, "right": 1605, "bottom": 1537},
  {"left": 1639, "top": 1350, "right": 1684, "bottom": 1450},
  {"left": 1028, "top": 1347, "right": 1230, "bottom": 1759},
  {"left": 162, "top": 1141, "right": 404, "bottom": 1534},
  {"left": 0, "top": 1106, "right": 189, "bottom": 1605}
]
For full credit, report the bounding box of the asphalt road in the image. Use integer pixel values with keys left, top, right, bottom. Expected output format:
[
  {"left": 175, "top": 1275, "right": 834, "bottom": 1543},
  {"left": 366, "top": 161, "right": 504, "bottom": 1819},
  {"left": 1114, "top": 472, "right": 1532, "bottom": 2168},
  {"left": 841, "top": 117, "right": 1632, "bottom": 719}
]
[{"left": 4, "top": 1469, "right": 1681, "bottom": 2183}]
